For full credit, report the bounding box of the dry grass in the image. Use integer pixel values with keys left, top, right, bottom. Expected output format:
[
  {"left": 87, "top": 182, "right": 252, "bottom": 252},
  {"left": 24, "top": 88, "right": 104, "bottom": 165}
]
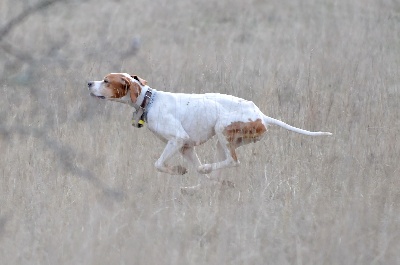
[{"left": 1, "top": 0, "right": 400, "bottom": 264}]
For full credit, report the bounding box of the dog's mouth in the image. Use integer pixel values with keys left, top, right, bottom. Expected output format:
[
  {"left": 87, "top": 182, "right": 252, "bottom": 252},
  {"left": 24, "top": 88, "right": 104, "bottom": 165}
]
[{"left": 90, "top": 93, "right": 106, "bottom": 99}]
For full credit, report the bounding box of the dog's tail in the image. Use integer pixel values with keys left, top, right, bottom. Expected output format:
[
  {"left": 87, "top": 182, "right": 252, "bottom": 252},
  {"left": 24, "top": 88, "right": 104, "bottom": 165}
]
[{"left": 263, "top": 116, "right": 332, "bottom": 136}]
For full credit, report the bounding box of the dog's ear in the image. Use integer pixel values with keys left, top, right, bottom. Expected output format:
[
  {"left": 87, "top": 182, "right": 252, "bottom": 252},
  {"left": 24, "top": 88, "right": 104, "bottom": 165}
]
[
  {"left": 129, "top": 82, "right": 142, "bottom": 103},
  {"left": 120, "top": 75, "right": 141, "bottom": 102},
  {"left": 121, "top": 76, "right": 131, "bottom": 88},
  {"left": 131, "top": 75, "right": 147, "bottom": 86}
]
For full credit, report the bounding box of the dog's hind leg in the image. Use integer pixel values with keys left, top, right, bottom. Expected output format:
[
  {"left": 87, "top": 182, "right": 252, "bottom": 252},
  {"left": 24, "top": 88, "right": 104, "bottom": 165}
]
[
  {"left": 197, "top": 118, "right": 266, "bottom": 174},
  {"left": 197, "top": 130, "right": 240, "bottom": 174},
  {"left": 209, "top": 140, "right": 236, "bottom": 188}
]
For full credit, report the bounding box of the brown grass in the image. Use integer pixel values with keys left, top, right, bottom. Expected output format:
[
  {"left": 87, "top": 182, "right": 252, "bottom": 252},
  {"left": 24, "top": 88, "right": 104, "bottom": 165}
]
[{"left": 1, "top": 0, "right": 399, "bottom": 264}]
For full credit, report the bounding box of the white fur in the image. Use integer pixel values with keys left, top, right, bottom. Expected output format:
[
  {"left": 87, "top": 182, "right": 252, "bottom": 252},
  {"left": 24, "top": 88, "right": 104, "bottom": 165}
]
[{"left": 88, "top": 74, "right": 332, "bottom": 177}]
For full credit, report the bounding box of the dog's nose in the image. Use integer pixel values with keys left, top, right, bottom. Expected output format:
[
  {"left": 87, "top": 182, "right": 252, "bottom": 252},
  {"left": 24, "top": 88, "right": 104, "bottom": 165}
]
[{"left": 87, "top": 81, "right": 93, "bottom": 88}]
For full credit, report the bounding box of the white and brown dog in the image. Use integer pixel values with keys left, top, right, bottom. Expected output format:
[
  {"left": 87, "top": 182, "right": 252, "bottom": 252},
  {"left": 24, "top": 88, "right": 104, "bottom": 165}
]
[{"left": 88, "top": 73, "right": 331, "bottom": 176}]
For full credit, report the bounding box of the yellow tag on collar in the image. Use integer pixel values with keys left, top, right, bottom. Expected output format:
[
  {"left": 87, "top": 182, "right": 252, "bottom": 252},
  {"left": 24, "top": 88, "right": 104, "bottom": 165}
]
[{"left": 132, "top": 118, "right": 145, "bottom": 128}]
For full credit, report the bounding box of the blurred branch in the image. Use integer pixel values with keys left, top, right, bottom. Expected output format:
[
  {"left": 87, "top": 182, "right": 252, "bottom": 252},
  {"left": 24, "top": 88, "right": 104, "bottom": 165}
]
[
  {"left": 0, "top": 0, "right": 66, "bottom": 42},
  {"left": 0, "top": 0, "right": 67, "bottom": 60},
  {"left": 0, "top": 42, "right": 33, "bottom": 61},
  {"left": 0, "top": 124, "right": 126, "bottom": 201}
]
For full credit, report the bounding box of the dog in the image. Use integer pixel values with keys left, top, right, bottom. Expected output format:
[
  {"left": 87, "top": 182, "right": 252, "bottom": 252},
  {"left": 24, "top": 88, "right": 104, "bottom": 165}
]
[{"left": 88, "top": 73, "right": 332, "bottom": 176}]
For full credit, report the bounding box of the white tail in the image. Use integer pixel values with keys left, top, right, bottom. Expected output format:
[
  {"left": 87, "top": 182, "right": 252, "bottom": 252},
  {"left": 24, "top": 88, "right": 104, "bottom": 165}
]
[{"left": 263, "top": 116, "right": 332, "bottom": 136}]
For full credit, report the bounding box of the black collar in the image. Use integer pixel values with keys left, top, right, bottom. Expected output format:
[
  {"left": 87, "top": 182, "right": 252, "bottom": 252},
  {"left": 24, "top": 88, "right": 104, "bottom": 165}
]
[{"left": 132, "top": 88, "right": 153, "bottom": 128}]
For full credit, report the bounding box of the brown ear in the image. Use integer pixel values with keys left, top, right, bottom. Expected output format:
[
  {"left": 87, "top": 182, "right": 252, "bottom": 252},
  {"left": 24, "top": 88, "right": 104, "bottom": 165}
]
[
  {"left": 120, "top": 75, "right": 132, "bottom": 96},
  {"left": 131, "top": 75, "right": 148, "bottom": 86},
  {"left": 130, "top": 82, "right": 142, "bottom": 103},
  {"left": 121, "top": 76, "right": 131, "bottom": 88}
]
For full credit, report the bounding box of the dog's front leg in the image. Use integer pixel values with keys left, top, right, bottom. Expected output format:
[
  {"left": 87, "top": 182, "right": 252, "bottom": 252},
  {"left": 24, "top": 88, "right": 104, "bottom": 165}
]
[{"left": 155, "top": 139, "right": 188, "bottom": 175}]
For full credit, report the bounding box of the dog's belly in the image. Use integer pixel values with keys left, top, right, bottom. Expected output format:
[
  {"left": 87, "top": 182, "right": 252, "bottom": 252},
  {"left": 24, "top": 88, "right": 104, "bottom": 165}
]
[
  {"left": 183, "top": 121, "right": 216, "bottom": 146},
  {"left": 179, "top": 100, "right": 219, "bottom": 145}
]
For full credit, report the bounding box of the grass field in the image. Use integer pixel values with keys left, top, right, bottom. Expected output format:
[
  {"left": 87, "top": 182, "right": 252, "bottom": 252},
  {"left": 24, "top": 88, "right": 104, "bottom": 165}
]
[{"left": 1, "top": 0, "right": 400, "bottom": 264}]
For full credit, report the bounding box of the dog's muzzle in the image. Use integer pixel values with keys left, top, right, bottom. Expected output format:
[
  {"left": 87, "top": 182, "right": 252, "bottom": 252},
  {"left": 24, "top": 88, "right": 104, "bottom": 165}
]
[
  {"left": 88, "top": 82, "right": 106, "bottom": 99},
  {"left": 89, "top": 93, "right": 105, "bottom": 99}
]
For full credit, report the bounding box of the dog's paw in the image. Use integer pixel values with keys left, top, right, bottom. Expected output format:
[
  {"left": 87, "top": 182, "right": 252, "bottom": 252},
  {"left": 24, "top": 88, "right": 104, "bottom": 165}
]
[
  {"left": 171, "top": 165, "right": 188, "bottom": 175},
  {"left": 198, "top": 164, "right": 212, "bottom": 174}
]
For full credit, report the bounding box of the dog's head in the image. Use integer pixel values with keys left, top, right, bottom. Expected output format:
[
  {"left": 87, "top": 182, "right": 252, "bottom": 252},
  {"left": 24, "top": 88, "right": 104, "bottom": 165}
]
[{"left": 87, "top": 73, "right": 147, "bottom": 104}]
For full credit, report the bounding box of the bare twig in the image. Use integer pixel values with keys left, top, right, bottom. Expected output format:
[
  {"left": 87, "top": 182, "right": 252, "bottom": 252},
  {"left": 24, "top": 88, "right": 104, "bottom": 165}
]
[{"left": 0, "top": 0, "right": 66, "bottom": 42}]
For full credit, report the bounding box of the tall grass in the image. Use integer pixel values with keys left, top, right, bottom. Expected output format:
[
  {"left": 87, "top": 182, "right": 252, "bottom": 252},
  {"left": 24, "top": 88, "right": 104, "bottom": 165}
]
[{"left": 0, "top": 0, "right": 399, "bottom": 264}]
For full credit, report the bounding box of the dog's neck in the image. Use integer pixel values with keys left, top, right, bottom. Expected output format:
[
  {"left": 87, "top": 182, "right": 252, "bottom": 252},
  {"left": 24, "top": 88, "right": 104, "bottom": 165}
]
[
  {"left": 131, "top": 85, "right": 152, "bottom": 110},
  {"left": 131, "top": 87, "right": 156, "bottom": 128}
]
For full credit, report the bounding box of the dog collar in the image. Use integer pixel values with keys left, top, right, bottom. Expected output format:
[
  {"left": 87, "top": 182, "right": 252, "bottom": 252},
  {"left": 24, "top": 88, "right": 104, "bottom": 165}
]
[
  {"left": 131, "top": 86, "right": 149, "bottom": 110},
  {"left": 132, "top": 88, "right": 153, "bottom": 128}
]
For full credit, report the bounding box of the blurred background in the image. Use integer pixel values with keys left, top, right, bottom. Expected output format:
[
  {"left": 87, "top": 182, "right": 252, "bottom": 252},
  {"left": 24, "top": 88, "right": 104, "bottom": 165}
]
[{"left": 1, "top": 0, "right": 399, "bottom": 264}]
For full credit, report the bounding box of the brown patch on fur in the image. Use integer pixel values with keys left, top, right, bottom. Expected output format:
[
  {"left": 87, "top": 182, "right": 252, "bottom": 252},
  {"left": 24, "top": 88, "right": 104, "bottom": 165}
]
[
  {"left": 223, "top": 119, "right": 267, "bottom": 161},
  {"left": 104, "top": 74, "right": 131, "bottom": 98},
  {"left": 129, "top": 82, "right": 142, "bottom": 103}
]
